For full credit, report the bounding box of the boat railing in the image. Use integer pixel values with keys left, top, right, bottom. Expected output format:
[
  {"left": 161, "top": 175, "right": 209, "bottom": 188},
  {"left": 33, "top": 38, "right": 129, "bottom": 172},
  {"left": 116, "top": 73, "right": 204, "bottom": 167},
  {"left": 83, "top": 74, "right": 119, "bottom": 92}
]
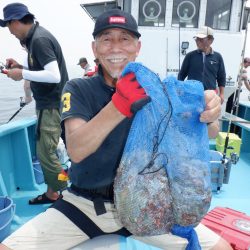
[
  {"left": 0, "top": 117, "right": 39, "bottom": 196},
  {"left": 221, "top": 102, "right": 250, "bottom": 156}
]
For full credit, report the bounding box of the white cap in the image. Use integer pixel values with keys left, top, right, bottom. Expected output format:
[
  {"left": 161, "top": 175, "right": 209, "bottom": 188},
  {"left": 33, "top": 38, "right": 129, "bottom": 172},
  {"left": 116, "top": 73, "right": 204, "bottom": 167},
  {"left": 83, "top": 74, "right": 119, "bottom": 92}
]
[{"left": 194, "top": 26, "right": 214, "bottom": 39}]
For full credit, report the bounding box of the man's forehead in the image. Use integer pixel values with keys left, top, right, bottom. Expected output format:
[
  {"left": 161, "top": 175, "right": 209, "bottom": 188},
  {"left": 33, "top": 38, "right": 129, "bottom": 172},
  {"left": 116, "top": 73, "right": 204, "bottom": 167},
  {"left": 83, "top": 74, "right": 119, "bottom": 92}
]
[{"left": 98, "top": 28, "right": 135, "bottom": 37}]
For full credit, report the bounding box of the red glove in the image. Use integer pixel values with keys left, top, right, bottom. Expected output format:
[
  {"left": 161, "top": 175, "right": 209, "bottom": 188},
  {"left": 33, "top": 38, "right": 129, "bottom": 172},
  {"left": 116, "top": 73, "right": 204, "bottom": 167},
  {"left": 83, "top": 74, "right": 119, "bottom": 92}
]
[{"left": 112, "top": 73, "right": 151, "bottom": 117}]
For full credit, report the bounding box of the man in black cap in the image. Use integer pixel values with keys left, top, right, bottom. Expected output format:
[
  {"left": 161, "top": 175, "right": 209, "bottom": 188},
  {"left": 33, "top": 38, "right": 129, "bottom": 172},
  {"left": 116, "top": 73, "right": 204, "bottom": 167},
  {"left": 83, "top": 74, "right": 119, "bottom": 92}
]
[
  {"left": 1, "top": 8, "right": 231, "bottom": 250},
  {"left": 0, "top": 3, "right": 68, "bottom": 204}
]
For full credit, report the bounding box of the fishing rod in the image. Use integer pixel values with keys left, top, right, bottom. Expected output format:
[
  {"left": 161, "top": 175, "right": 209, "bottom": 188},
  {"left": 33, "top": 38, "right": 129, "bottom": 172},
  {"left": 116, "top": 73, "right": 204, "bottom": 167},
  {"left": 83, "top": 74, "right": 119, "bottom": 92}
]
[
  {"left": 1, "top": 62, "right": 28, "bottom": 123},
  {"left": 221, "top": 1, "right": 249, "bottom": 165},
  {"left": 6, "top": 97, "right": 26, "bottom": 123}
]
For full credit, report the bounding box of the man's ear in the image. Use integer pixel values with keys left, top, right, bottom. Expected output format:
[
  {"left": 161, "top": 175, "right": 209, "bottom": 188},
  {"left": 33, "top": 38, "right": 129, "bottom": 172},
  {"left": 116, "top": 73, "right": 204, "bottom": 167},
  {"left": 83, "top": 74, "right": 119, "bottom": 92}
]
[
  {"left": 209, "top": 37, "right": 214, "bottom": 43},
  {"left": 135, "top": 40, "right": 141, "bottom": 57},
  {"left": 92, "top": 41, "right": 97, "bottom": 58}
]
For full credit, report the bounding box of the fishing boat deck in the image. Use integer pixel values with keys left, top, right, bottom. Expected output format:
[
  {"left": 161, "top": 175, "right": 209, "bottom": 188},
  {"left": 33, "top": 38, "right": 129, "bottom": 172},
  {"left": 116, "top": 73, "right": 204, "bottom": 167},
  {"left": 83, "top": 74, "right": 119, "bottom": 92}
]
[
  {"left": 10, "top": 184, "right": 48, "bottom": 232},
  {"left": 8, "top": 150, "right": 250, "bottom": 235},
  {"left": 210, "top": 152, "right": 250, "bottom": 215},
  {"left": 0, "top": 115, "right": 250, "bottom": 239}
]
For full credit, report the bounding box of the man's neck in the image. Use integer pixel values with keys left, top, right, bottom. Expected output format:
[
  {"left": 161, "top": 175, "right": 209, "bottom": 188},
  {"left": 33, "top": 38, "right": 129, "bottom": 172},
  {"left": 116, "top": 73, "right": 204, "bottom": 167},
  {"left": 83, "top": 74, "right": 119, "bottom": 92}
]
[
  {"left": 23, "top": 23, "right": 34, "bottom": 39},
  {"left": 203, "top": 46, "right": 211, "bottom": 55},
  {"left": 102, "top": 68, "right": 118, "bottom": 87}
]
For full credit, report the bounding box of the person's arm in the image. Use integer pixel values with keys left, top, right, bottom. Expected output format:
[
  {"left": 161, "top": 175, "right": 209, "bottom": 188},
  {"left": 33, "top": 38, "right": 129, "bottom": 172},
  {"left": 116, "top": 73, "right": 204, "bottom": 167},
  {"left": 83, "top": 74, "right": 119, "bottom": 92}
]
[
  {"left": 64, "top": 73, "right": 150, "bottom": 163},
  {"left": 23, "top": 60, "right": 60, "bottom": 83},
  {"left": 200, "top": 90, "right": 221, "bottom": 138},
  {"left": 217, "top": 54, "right": 226, "bottom": 104},
  {"left": 244, "top": 80, "right": 250, "bottom": 91},
  {"left": 178, "top": 54, "right": 189, "bottom": 81},
  {"left": 208, "top": 119, "right": 220, "bottom": 138},
  {"left": 65, "top": 102, "right": 124, "bottom": 163},
  {"left": 6, "top": 61, "right": 60, "bottom": 83},
  {"left": 6, "top": 58, "right": 23, "bottom": 69},
  {"left": 219, "top": 86, "right": 225, "bottom": 104},
  {"left": 23, "top": 80, "right": 32, "bottom": 104},
  {"left": 241, "top": 70, "right": 250, "bottom": 91}
]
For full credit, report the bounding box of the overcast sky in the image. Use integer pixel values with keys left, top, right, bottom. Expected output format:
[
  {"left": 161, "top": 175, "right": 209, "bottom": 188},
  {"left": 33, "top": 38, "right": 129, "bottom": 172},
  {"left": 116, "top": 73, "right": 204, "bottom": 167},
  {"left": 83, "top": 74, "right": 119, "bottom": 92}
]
[
  {"left": 0, "top": 0, "right": 96, "bottom": 72},
  {"left": 1, "top": 0, "right": 250, "bottom": 74}
]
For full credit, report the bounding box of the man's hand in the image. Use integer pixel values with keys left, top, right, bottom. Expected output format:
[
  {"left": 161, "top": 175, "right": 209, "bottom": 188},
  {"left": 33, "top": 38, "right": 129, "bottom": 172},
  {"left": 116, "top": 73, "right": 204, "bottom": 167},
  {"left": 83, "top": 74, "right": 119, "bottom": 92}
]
[
  {"left": 6, "top": 58, "right": 22, "bottom": 69},
  {"left": 200, "top": 90, "right": 221, "bottom": 123},
  {"left": 219, "top": 93, "right": 224, "bottom": 104},
  {"left": 24, "top": 96, "right": 33, "bottom": 104},
  {"left": 7, "top": 68, "right": 23, "bottom": 81},
  {"left": 112, "top": 73, "right": 151, "bottom": 117}
]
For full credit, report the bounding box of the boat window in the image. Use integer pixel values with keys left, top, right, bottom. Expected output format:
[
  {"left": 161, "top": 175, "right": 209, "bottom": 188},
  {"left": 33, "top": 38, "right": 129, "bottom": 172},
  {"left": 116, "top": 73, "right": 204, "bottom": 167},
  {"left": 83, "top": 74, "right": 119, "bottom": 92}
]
[
  {"left": 240, "top": 2, "right": 249, "bottom": 31},
  {"left": 138, "top": 0, "right": 166, "bottom": 27},
  {"left": 171, "top": 0, "right": 200, "bottom": 28},
  {"left": 205, "top": 0, "right": 232, "bottom": 30}
]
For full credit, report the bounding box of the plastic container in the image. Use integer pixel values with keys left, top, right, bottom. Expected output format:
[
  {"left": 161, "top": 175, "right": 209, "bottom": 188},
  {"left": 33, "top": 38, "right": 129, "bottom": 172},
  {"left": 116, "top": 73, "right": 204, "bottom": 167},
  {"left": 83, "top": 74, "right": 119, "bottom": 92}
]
[
  {"left": 0, "top": 196, "right": 15, "bottom": 242},
  {"left": 202, "top": 207, "right": 250, "bottom": 250},
  {"left": 209, "top": 150, "right": 232, "bottom": 191},
  {"left": 216, "top": 132, "right": 241, "bottom": 157},
  {"left": 33, "top": 159, "right": 44, "bottom": 184}
]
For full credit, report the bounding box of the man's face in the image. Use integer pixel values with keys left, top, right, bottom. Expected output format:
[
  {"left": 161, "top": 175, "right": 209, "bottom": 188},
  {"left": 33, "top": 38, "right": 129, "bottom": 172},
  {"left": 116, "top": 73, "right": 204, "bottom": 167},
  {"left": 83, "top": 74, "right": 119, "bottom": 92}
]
[
  {"left": 6, "top": 20, "right": 25, "bottom": 41},
  {"left": 79, "top": 62, "right": 87, "bottom": 69},
  {"left": 92, "top": 28, "right": 141, "bottom": 82},
  {"left": 195, "top": 37, "right": 212, "bottom": 52},
  {"left": 245, "top": 61, "right": 250, "bottom": 68}
]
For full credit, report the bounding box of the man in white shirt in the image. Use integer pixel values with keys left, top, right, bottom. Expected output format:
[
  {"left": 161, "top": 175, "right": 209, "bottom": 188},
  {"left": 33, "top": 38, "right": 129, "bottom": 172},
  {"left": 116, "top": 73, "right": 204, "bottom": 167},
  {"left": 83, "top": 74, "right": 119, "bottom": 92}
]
[{"left": 77, "top": 57, "right": 91, "bottom": 78}]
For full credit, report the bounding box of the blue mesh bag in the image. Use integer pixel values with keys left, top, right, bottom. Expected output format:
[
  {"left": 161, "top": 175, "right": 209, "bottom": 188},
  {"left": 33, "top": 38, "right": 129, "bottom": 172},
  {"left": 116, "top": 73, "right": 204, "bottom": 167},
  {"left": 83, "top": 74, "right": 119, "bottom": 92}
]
[{"left": 114, "top": 62, "right": 211, "bottom": 249}]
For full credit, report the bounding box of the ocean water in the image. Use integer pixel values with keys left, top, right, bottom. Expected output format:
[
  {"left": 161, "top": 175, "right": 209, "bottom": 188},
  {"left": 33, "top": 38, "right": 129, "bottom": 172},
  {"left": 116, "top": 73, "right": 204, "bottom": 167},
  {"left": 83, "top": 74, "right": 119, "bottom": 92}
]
[
  {"left": 0, "top": 74, "right": 36, "bottom": 125},
  {"left": 0, "top": 66, "right": 83, "bottom": 125}
]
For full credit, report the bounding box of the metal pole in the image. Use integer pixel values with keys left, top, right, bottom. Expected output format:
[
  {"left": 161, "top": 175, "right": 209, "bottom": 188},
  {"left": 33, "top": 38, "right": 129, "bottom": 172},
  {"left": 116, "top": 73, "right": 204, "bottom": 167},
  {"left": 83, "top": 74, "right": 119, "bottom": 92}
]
[
  {"left": 234, "top": 2, "right": 250, "bottom": 117},
  {"left": 222, "top": 1, "right": 249, "bottom": 162}
]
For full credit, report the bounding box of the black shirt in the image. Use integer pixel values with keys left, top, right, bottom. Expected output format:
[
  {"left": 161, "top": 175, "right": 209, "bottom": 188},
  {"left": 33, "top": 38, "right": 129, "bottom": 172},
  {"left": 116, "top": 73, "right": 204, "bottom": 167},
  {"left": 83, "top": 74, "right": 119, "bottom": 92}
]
[
  {"left": 26, "top": 22, "right": 69, "bottom": 110},
  {"left": 61, "top": 73, "right": 132, "bottom": 189},
  {"left": 178, "top": 49, "right": 226, "bottom": 90}
]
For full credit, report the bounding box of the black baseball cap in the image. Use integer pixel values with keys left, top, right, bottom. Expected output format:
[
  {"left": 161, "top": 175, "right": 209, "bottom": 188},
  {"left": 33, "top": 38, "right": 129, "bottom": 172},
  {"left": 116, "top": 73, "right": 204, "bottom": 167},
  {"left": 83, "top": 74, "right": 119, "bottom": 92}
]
[
  {"left": 92, "top": 9, "right": 141, "bottom": 38},
  {"left": 0, "top": 3, "right": 33, "bottom": 27}
]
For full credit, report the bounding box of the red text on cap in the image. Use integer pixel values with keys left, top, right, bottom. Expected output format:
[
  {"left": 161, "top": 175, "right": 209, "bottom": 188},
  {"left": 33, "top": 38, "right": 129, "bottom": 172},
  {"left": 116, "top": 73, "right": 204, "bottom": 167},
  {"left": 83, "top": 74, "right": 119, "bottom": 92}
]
[{"left": 109, "top": 16, "right": 126, "bottom": 24}]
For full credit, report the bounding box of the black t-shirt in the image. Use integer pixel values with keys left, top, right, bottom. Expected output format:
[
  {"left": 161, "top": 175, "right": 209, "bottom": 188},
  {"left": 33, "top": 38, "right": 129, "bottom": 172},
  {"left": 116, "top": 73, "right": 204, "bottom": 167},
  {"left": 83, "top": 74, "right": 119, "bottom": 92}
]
[
  {"left": 178, "top": 49, "right": 226, "bottom": 90},
  {"left": 61, "top": 74, "right": 132, "bottom": 189},
  {"left": 26, "top": 22, "right": 69, "bottom": 110}
]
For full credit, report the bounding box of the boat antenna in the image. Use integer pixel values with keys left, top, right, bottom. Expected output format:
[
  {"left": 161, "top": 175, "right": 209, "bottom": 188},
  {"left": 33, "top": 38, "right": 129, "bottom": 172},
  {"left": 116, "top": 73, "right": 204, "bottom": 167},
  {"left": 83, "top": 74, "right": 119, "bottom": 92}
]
[
  {"left": 6, "top": 97, "right": 26, "bottom": 123},
  {"left": 221, "top": 1, "right": 250, "bottom": 164}
]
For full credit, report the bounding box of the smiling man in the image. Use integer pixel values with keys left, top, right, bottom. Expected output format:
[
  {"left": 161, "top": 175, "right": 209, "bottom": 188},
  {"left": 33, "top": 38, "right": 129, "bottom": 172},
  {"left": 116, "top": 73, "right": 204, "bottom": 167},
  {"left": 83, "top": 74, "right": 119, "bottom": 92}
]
[{"left": 1, "top": 9, "right": 232, "bottom": 250}]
